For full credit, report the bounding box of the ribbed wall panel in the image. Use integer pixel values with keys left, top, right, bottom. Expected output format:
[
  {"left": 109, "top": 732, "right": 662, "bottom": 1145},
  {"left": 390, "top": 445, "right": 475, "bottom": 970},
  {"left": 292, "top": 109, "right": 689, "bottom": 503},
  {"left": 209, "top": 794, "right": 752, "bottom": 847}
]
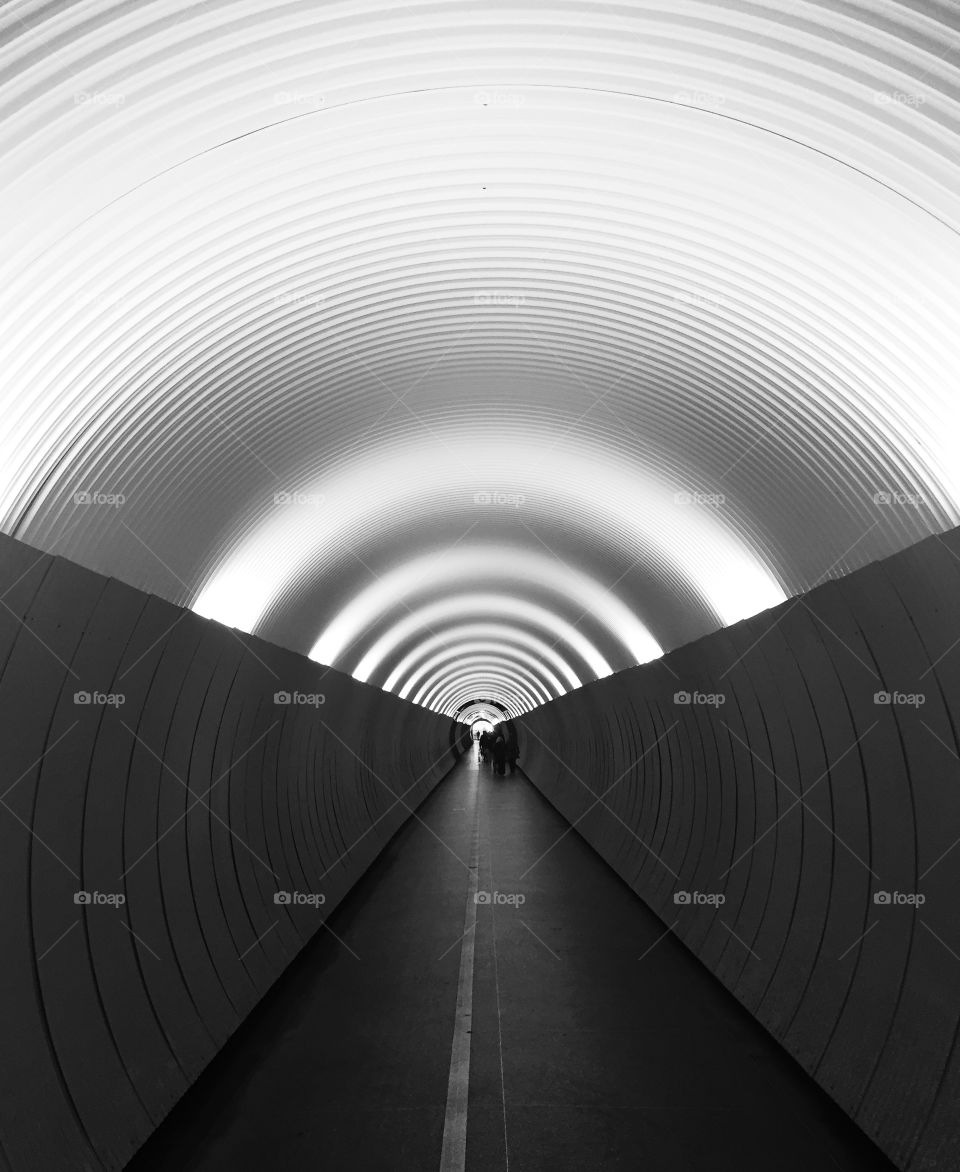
[
  {"left": 0, "top": 532, "right": 456, "bottom": 1172},
  {"left": 519, "top": 524, "right": 960, "bottom": 1172}
]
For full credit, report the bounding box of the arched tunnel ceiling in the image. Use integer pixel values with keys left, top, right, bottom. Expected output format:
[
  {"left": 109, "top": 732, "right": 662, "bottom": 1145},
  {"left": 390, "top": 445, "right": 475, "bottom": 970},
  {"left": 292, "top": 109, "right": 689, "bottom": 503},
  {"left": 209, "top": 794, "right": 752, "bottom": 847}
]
[{"left": 2, "top": 0, "right": 960, "bottom": 716}]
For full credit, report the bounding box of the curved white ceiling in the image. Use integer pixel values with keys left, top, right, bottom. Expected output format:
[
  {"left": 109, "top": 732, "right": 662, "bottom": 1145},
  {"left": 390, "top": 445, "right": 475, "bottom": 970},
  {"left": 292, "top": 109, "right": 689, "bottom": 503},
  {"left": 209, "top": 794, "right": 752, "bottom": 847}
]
[
  {"left": 405, "top": 643, "right": 566, "bottom": 702},
  {"left": 2, "top": 0, "right": 960, "bottom": 715},
  {"left": 387, "top": 623, "right": 581, "bottom": 695},
  {"left": 348, "top": 593, "right": 618, "bottom": 683},
  {"left": 458, "top": 705, "right": 504, "bottom": 729},
  {"left": 420, "top": 662, "right": 549, "bottom": 713}
]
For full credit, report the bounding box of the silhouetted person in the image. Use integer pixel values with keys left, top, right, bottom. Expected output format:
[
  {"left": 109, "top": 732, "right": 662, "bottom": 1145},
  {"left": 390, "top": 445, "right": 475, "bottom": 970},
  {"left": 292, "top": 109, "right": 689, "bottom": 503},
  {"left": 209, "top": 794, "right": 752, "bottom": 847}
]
[
  {"left": 492, "top": 733, "right": 506, "bottom": 776},
  {"left": 505, "top": 729, "right": 519, "bottom": 774}
]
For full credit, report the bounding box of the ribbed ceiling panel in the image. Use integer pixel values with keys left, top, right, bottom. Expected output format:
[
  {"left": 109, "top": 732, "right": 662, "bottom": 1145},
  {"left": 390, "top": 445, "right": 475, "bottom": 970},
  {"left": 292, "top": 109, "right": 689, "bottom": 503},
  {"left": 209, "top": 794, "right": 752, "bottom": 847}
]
[{"left": 2, "top": 0, "right": 959, "bottom": 714}]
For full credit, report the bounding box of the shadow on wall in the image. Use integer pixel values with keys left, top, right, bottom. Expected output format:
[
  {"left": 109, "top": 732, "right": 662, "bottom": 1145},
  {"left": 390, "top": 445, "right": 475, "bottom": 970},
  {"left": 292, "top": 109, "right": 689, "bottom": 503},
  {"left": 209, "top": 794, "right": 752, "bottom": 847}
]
[
  {"left": 518, "top": 525, "right": 960, "bottom": 1172},
  {"left": 0, "top": 532, "right": 454, "bottom": 1172}
]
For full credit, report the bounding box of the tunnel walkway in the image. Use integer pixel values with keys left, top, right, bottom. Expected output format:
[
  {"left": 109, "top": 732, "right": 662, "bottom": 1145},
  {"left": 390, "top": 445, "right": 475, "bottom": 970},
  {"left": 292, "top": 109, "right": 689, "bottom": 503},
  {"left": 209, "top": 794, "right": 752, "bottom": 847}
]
[{"left": 127, "top": 752, "right": 894, "bottom": 1172}]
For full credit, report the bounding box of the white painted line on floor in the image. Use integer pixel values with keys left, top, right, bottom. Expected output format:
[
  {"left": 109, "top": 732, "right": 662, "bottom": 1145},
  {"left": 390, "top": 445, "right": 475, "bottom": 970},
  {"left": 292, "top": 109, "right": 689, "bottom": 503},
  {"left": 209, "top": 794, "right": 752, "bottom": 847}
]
[
  {"left": 490, "top": 859, "right": 510, "bottom": 1169},
  {"left": 439, "top": 775, "right": 481, "bottom": 1172}
]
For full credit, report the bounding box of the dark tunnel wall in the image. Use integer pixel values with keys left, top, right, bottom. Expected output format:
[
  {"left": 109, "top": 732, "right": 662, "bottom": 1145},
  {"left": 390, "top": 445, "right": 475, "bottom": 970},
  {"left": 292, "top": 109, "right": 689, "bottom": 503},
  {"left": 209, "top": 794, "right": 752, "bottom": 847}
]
[
  {"left": 0, "top": 533, "right": 456, "bottom": 1172},
  {"left": 518, "top": 526, "right": 960, "bottom": 1172}
]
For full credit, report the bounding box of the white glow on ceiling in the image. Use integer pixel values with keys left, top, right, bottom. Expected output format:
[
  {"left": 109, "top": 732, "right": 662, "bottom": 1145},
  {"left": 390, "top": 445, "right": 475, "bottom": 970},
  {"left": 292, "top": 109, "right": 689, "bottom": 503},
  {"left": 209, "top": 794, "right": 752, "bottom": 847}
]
[
  {"left": 386, "top": 623, "right": 581, "bottom": 695},
  {"left": 412, "top": 652, "right": 557, "bottom": 709},
  {"left": 405, "top": 645, "right": 565, "bottom": 704},
  {"left": 191, "top": 433, "right": 790, "bottom": 640},
  {"left": 421, "top": 678, "right": 546, "bottom": 716},
  {"left": 309, "top": 546, "right": 662, "bottom": 670},
  {"left": 430, "top": 675, "right": 533, "bottom": 716},
  {"left": 461, "top": 712, "right": 502, "bottom": 727},
  {"left": 454, "top": 699, "right": 507, "bottom": 723},
  {"left": 2, "top": 0, "right": 960, "bottom": 721},
  {"left": 344, "top": 593, "right": 615, "bottom": 683}
]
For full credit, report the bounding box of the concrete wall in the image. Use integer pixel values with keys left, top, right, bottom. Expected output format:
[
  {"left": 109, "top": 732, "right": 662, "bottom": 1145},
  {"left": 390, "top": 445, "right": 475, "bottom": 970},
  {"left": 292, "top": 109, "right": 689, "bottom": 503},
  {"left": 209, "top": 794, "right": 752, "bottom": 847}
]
[
  {"left": 0, "top": 533, "right": 455, "bottom": 1172},
  {"left": 518, "top": 527, "right": 960, "bottom": 1172}
]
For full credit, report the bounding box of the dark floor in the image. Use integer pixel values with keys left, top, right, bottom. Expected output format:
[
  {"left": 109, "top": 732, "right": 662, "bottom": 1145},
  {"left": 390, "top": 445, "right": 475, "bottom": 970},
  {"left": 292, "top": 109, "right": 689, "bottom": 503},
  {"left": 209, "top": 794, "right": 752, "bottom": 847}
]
[{"left": 126, "top": 753, "right": 896, "bottom": 1171}]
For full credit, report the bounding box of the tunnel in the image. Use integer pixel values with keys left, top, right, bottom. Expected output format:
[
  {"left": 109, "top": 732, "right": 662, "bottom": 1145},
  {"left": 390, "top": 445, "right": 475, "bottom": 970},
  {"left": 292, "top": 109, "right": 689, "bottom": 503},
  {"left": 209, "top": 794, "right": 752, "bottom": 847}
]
[{"left": 1, "top": 2, "right": 960, "bottom": 1169}]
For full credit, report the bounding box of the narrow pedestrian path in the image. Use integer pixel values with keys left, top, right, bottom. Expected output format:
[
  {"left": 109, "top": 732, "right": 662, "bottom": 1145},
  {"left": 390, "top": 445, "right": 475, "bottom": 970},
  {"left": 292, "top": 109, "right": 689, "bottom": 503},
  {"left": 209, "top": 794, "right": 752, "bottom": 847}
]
[{"left": 127, "top": 752, "right": 894, "bottom": 1171}]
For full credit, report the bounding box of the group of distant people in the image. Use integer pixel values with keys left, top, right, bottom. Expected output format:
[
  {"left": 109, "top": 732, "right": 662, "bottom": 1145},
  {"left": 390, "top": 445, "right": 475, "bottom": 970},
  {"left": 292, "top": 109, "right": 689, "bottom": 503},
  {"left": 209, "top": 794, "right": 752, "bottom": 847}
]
[{"left": 475, "top": 725, "right": 519, "bottom": 776}]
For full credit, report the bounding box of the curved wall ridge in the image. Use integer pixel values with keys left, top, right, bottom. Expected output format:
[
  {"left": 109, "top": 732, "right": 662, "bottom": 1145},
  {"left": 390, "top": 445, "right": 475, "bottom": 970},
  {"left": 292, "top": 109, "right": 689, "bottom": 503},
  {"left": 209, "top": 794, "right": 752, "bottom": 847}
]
[
  {"left": 519, "top": 527, "right": 960, "bottom": 1172},
  {"left": 0, "top": 532, "right": 454, "bottom": 1171}
]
